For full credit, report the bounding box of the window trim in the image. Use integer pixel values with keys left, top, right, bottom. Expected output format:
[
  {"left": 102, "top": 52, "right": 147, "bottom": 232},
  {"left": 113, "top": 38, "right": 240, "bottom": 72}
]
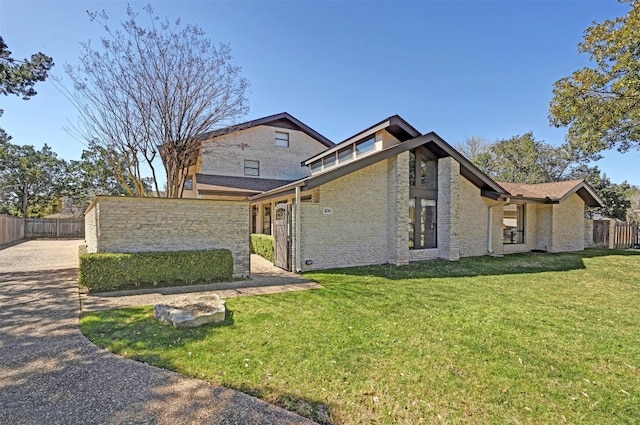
[
  {"left": 244, "top": 159, "right": 260, "bottom": 176},
  {"left": 409, "top": 148, "right": 438, "bottom": 250},
  {"left": 275, "top": 131, "right": 289, "bottom": 147}
]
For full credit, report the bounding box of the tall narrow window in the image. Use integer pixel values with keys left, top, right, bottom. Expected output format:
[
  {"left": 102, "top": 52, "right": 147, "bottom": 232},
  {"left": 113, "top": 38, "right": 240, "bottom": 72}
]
[
  {"left": 263, "top": 204, "right": 272, "bottom": 235},
  {"left": 409, "top": 148, "right": 438, "bottom": 249},
  {"left": 244, "top": 160, "right": 259, "bottom": 176},
  {"left": 251, "top": 205, "right": 258, "bottom": 234},
  {"left": 275, "top": 131, "right": 289, "bottom": 147},
  {"left": 503, "top": 204, "right": 525, "bottom": 244}
]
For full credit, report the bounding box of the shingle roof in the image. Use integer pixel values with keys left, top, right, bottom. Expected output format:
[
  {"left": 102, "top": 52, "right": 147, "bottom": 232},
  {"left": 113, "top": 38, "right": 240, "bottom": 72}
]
[
  {"left": 196, "top": 174, "right": 295, "bottom": 195},
  {"left": 496, "top": 179, "right": 603, "bottom": 207}
]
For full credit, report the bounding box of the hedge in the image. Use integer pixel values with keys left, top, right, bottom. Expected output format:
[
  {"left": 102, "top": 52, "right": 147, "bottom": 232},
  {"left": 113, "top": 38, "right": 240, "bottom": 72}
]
[
  {"left": 250, "top": 233, "right": 275, "bottom": 263},
  {"left": 79, "top": 249, "right": 234, "bottom": 292}
]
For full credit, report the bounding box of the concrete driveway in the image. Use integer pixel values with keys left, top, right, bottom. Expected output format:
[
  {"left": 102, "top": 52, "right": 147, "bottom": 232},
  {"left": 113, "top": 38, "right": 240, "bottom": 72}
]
[{"left": 0, "top": 239, "right": 315, "bottom": 425}]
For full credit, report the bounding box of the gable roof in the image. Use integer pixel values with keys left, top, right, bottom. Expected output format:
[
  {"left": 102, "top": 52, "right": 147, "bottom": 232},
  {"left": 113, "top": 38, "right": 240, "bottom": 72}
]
[
  {"left": 303, "top": 115, "right": 421, "bottom": 165},
  {"left": 251, "top": 131, "right": 508, "bottom": 201},
  {"left": 197, "top": 112, "right": 334, "bottom": 148},
  {"left": 496, "top": 180, "right": 604, "bottom": 207},
  {"left": 196, "top": 174, "right": 295, "bottom": 196}
]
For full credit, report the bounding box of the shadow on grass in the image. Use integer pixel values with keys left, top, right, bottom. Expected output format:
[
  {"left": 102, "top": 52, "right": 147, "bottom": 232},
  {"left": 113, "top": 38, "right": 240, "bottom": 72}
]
[
  {"left": 305, "top": 248, "right": 640, "bottom": 281},
  {"left": 80, "top": 305, "right": 331, "bottom": 423}
]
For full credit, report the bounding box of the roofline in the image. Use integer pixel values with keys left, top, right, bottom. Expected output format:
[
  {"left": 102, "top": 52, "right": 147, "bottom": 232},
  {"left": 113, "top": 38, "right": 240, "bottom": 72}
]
[
  {"left": 198, "top": 112, "right": 334, "bottom": 148},
  {"left": 250, "top": 132, "right": 507, "bottom": 202},
  {"left": 497, "top": 180, "right": 604, "bottom": 208},
  {"left": 302, "top": 115, "right": 422, "bottom": 165}
]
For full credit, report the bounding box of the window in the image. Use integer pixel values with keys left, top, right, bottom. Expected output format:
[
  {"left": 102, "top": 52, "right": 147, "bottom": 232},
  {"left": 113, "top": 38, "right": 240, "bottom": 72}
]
[
  {"left": 409, "top": 148, "right": 438, "bottom": 249},
  {"left": 275, "top": 131, "right": 289, "bottom": 147},
  {"left": 184, "top": 175, "right": 193, "bottom": 190},
  {"left": 244, "top": 159, "right": 259, "bottom": 176},
  {"left": 310, "top": 160, "right": 322, "bottom": 174},
  {"left": 251, "top": 205, "right": 258, "bottom": 234},
  {"left": 503, "top": 204, "right": 525, "bottom": 244},
  {"left": 355, "top": 136, "right": 375, "bottom": 157},
  {"left": 323, "top": 152, "right": 336, "bottom": 169},
  {"left": 263, "top": 204, "right": 272, "bottom": 235},
  {"left": 338, "top": 145, "right": 354, "bottom": 163}
]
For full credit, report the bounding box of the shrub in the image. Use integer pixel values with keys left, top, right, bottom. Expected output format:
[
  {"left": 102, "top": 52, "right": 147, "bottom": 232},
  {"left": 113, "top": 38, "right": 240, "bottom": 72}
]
[
  {"left": 250, "top": 233, "right": 275, "bottom": 262},
  {"left": 79, "top": 249, "right": 234, "bottom": 292}
]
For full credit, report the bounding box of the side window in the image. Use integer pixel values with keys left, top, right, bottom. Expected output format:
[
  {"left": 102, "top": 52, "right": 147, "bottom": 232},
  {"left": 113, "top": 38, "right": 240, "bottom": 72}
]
[
  {"left": 503, "top": 204, "right": 525, "bottom": 244},
  {"left": 244, "top": 160, "right": 259, "bottom": 176},
  {"left": 275, "top": 131, "right": 289, "bottom": 147}
]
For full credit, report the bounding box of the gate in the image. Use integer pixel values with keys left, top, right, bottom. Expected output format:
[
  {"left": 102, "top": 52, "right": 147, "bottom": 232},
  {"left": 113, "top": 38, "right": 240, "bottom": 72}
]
[
  {"left": 592, "top": 219, "right": 610, "bottom": 248},
  {"left": 274, "top": 203, "right": 292, "bottom": 271}
]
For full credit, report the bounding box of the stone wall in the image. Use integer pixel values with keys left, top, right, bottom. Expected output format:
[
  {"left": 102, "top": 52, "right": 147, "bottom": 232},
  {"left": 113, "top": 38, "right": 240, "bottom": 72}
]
[
  {"left": 458, "top": 176, "right": 502, "bottom": 257},
  {"left": 298, "top": 160, "right": 391, "bottom": 271},
  {"left": 199, "top": 125, "right": 328, "bottom": 181},
  {"left": 550, "top": 194, "right": 585, "bottom": 252},
  {"left": 84, "top": 196, "right": 250, "bottom": 277}
]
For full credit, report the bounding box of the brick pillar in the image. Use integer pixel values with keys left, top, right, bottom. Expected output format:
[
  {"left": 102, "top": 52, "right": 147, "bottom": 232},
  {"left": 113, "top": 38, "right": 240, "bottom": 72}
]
[
  {"left": 387, "top": 152, "right": 410, "bottom": 266},
  {"left": 438, "top": 157, "right": 460, "bottom": 261}
]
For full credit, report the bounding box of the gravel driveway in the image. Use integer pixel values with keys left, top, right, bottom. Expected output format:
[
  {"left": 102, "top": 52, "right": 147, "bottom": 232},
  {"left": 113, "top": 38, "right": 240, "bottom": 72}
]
[{"left": 0, "top": 239, "right": 316, "bottom": 425}]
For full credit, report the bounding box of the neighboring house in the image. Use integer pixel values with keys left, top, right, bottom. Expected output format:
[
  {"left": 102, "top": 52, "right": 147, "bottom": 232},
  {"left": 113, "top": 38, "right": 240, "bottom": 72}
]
[{"left": 185, "top": 113, "right": 603, "bottom": 272}]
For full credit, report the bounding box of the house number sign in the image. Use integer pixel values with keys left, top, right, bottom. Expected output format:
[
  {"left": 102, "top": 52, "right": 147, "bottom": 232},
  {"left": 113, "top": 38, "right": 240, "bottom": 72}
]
[{"left": 323, "top": 207, "right": 333, "bottom": 215}]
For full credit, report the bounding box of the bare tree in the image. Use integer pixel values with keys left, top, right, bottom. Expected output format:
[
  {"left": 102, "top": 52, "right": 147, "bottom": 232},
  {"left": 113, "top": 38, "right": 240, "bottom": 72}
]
[
  {"left": 455, "top": 136, "right": 492, "bottom": 162},
  {"left": 65, "top": 4, "right": 249, "bottom": 197}
]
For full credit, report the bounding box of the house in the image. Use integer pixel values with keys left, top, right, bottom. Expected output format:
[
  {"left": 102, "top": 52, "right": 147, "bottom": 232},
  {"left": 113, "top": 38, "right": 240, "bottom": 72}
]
[{"left": 186, "top": 113, "right": 603, "bottom": 272}]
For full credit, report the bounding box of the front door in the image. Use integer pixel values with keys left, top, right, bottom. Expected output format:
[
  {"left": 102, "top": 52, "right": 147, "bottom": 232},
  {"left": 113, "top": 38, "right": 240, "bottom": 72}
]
[{"left": 274, "top": 203, "right": 291, "bottom": 271}]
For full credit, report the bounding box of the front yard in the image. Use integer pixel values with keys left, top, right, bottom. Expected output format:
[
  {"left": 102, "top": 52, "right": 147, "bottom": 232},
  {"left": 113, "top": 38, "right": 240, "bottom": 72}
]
[{"left": 80, "top": 249, "right": 640, "bottom": 424}]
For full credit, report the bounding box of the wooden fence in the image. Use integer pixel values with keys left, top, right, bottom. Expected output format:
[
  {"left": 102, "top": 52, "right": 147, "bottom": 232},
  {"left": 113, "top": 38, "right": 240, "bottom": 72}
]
[
  {"left": 0, "top": 214, "right": 25, "bottom": 245},
  {"left": 25, "top": 218, "right": 85, "bottom": 239},
  {"left": 612, "top": 220, "right": 639, "bottom": 249},
  {"left": 592, "top": 219, "right": 610, "bottom": 248}
]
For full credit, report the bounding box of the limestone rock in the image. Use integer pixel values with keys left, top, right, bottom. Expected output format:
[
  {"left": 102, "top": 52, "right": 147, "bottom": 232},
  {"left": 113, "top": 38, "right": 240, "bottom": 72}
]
[{"left": 155, "top": 294, "right": 226, "bottom": 328}]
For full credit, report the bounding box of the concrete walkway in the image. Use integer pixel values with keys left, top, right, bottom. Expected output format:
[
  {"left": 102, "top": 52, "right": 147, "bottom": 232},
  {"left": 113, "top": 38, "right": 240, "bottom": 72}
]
[{"left": 0, "top": 240, "right": 317, "bottom": 425}]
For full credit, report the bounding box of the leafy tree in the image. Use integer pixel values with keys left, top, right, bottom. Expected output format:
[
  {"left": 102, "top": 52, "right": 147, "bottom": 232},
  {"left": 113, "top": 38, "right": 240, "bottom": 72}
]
[
  {"left": 65, "top": 4, "right": 249, "bottom": 198},
  {"left": 469, "top": 132, "right": 599, "bottom": 184},
  {"left": 467, "top": 133, "right": 629, "bottom": 219},
  {"left": 549, "top": 0, "right": 640, "bottom": 154},
  {"left": 0, "top": 37, "right": 54, "bottom": 142},
  {"left": 0, "top": 36, "right": 54, "bottom": 100},
  {"left": 0, "top": 140, "right": 66, "bottom": 217}
]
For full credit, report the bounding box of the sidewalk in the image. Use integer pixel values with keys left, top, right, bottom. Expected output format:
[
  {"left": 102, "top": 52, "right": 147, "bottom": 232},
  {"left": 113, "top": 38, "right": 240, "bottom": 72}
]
[{"left": 0, "top": 240, "right": 317, "bottom": 425}]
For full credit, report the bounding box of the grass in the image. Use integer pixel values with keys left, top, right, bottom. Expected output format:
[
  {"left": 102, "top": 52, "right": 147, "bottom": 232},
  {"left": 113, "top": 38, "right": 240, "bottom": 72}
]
[{"left": 80, "top": 249, "right": 640, "bottom": 424}]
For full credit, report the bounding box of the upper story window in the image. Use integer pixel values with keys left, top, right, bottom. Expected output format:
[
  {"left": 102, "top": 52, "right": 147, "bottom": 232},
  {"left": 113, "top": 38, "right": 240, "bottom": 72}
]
[
  {"left": 356, "top": 136, "right": 375, "bottom": 157},
  {"left": 503, "top": 204, "right": 525, "bottom": 244},
  {"left": 275, "top": 131, "right": 289, "bottom": 147},
  {"left": 244, "top": 159, "right": 260, "bottom": 176},
  {"left": 308, "top": 136, "right": 376, "bottom": 175}
]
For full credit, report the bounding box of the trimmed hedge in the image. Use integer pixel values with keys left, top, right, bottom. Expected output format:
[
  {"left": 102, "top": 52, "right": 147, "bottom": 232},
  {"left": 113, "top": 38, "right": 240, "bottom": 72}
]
[
  {"left": 250, "top": 233, "right": 275, "bottom": 263},
  {"left": 79, "top": 249, "right": 234, "bottom": 292}
]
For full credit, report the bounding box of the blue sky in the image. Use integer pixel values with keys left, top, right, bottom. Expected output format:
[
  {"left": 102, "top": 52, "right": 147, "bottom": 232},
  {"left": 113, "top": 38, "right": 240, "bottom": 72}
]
[{"left": 1, "top": 0, "right": 638, "bottom": 186}]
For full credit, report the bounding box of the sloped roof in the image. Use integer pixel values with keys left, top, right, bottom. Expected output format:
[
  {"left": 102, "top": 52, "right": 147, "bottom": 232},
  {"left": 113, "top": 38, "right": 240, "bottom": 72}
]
[
  {"left": 251, "top": 131, "right": 508, "bottom": 201},
  {"left": 196, "top": 174, "right": 295, "bottom": 196},
  {"left": 197, "top": 112, "right": 334, "bottom": 148},
  {"left": 496, "top": 180, "right": 604, "bottom": 207},
  {"left": 303, "top": 115, "right": 421, "bottom": 165}
]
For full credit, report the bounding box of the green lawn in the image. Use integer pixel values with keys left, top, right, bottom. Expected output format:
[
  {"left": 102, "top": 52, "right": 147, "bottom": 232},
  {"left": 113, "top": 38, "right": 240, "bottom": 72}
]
[{"left": 80, "top": 249, "right": 640, "bottom": 424}]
